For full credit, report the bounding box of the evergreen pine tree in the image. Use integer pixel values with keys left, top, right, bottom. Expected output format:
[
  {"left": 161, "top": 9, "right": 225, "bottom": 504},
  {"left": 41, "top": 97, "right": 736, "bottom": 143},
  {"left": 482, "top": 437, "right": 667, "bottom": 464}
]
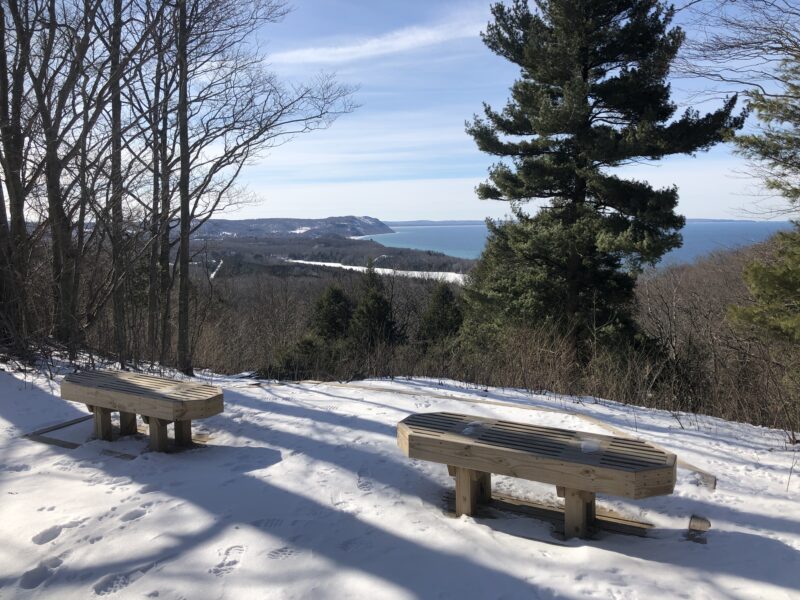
[
  {"left": 466, "top": 0, "right": 743, "bottom": 353},
  {"left": 734, "top": 60, "right": 800, "bottom": 209},
  {"left": 418, "top": 282, "right": 463, "bottom": 344},
  {"left": 729, "top": 59, "right": 800, "bottom": 343},
  {"left": 312, "top": 285, "right": 354, "bottom": 341},
  {"left": 350, "top": 261, "right": 398, "bottom": 348},
  {"left": 729, "top": 228, "right": 800, "bottom": 343}
]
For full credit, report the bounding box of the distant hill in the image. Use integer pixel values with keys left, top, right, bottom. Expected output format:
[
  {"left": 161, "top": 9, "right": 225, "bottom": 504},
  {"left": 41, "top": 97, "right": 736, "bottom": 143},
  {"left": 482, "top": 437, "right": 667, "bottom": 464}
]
[{"left": 196, "top": 216, "right": 393, "bottom": 239}]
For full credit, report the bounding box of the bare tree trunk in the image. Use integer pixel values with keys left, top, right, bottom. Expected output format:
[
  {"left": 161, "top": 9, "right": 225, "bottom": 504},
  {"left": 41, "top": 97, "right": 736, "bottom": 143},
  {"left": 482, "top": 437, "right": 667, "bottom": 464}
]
[
  {"left": 110, "top": 0, "right": 127, "bottom": 366},
  {"left": 147, "top": 54, "right": 163, "bottom": 361},
  {"left": 158, "top": 92, "right": 173, "bottom": 365},
  {"left": 0, "top": 2, "right": 32, "bottom": 349},
  {"left": 176, "top": 0, "right": 192, "bottom": 375}
]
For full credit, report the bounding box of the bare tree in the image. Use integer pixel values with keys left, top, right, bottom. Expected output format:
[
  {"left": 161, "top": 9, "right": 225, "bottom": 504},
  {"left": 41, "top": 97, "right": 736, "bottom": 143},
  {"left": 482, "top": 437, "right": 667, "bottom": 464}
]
[
  {"left": 168, "top": 0, "right": 355, "bottom": 374},
  {"left": 679, "top": 0, "right": 800, "bottom": 98}
]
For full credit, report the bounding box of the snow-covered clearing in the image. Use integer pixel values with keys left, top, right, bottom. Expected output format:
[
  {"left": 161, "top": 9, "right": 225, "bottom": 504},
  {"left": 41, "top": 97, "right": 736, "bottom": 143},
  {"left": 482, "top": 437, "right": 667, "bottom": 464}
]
[
  {"left": 284, "top": 259, "right": 466, "bottom": 284},
  {"left": 1, "top": 368, "right": 798, "bottom": 599}
]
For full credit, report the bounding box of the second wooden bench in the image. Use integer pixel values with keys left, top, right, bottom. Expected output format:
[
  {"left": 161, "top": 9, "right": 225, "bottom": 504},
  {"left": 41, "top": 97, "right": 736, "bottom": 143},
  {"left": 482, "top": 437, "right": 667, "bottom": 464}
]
[
  {"left": 397, "top": 412, "right": 676, "bottom": 539},
  {"left": 61, "top": 370, "right": 224, "bottom": 452}
]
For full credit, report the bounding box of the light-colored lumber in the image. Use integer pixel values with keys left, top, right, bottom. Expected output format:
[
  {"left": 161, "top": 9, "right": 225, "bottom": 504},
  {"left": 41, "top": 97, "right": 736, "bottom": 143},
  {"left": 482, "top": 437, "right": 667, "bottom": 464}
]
[
  {"left": 149, "top": 418, "right": 170, "bottom": 452},
  {"left": 61, "top": 371, "right": 223, "bottom": 421},
  {"left": 490, "top": 492, "right": 653, "bottom": 537},
  {"left": 563, "top": 488, "right": 595, "bottom": 539},
  {"left": 60, "top": 370, "right": 224, "bottom": 453},
  {"left": 119, "top": 411, "right": 137, "bottom": 436},
  {"left": 453, "top": 467, "right": 492, "bottom": 516},
  {"left": 397, "top": 412, "right": 676, "bottom": 499},
  {"left": 174, "top": 420, "right": 192, "bottom": 446},
  {"left": 397, "top": 412, "right": 677, "bottom": 539},
  {"left": 93, "top": 406, "right": 112, "bottom": 441},
  {"left": 454, "top": 467, "right": 479, "bottom": 516},
  {"left": 475, "top": 471, "right": 492, "bottom": 503}
]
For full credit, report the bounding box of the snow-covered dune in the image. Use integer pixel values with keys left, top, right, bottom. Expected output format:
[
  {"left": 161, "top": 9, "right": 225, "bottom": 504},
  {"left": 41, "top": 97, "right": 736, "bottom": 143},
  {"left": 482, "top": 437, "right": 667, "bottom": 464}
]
[{"left": 0, "top": 369, "right": 798, "bottom": 599}]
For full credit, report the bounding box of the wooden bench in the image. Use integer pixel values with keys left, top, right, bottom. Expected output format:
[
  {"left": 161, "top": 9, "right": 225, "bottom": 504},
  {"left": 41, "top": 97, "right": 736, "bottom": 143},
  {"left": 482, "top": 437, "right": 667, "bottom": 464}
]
[
  {"left": 397, "top": 412, "right": 676, "bottom": 539},
  {"left": 61, "top": 370, "right": 224, "bottom": 452}
]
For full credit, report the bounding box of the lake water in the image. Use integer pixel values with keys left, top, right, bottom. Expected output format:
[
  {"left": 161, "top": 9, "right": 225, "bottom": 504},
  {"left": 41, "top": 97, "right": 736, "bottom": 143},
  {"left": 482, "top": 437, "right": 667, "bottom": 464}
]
[{"left": 363, "top": 220, "right": 794, "bottom": 266}]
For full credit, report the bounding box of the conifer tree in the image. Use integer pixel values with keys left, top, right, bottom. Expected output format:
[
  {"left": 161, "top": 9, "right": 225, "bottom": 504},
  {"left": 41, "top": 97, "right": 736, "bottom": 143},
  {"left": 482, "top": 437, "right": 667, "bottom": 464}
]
[
  {"left": 312, "top": 285, "right": 354, "bottom": 341},
  {"left": 418, "top": 283, "right": 463, "bottom": 344},
  {"left": 729, "top": 228, "right": 800, "bottom": 343},
  {"left": 729, "top": 59, "right": 800, "bottom": 343},
  {"left": 350, "top": 262, "right": 398, "bottom": 348},
  {"left": 466, "top": 0, "right": 743, "bottom": 353}
]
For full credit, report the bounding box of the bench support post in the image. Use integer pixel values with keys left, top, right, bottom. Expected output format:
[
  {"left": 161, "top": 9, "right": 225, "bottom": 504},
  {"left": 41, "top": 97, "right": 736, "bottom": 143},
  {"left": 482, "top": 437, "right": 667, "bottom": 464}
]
[
  {"left": 93, "top": 407, "right": 113, "bottom": 441},
  {"left": 149, "top": 418, "right": 170, "bottom": 452},
  {"left": 453, "top": 467, "right": 492, "bottom": 516},
  {"left": 563, "top": 488, "right": 596, "bottom": 539},
  {"left": 475, "top": 471, "right": 492, "bottom": 503},
  {"left": 174, "top": 420, "right": 192, "bottom": 446},
  {"left": 119, "top": 411, "right": 137, "bottom": 436}
]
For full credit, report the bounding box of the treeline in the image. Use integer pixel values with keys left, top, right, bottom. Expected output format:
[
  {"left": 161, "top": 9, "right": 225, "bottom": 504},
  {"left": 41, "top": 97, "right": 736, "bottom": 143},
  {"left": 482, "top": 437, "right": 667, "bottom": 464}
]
[
  {"left": 187, "top": 244, "right": 798, "bottom": 438},
  {"left": 200, "top": 236, "right": 475, "bottom": 277},
  {"left": 0, "top": 0, "right": 351, "bottom": 372}
]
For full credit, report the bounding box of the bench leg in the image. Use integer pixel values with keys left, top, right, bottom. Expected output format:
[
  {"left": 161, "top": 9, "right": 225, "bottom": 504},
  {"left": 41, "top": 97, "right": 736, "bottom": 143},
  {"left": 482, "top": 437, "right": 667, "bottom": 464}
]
[
  {"left": 475, "top": 471, "right": 492, "bottom": 504},
  {"left": 563, "top": 488, "right": 596, "bottom": 539},
  {"left": 448, "top": 465, "right": 491, "bottom": 498},
  {"left": 450, "top": 466, "right": 491, "bottom": 514},
  {"left": 149, "top": 418, "right": 170, "bottom": 452},
  {"left": 93, "top": 407, "right": 112, "bottom": 441},
  {"left": 119, "top": 411, "right": 137, "bottom": 436},
  {"left": 454, "top": 467, "right": 477, "bottom": 516},
  {"left": 174, "top": 420, "right": 192, "bottom": 446}
]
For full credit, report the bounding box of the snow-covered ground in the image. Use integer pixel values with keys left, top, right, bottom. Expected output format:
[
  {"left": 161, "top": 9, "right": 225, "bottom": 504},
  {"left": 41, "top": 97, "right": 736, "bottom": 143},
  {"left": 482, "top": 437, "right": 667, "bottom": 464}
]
[
  {"left": 284, "top": 259, "right": 466, "bottom": 284},
  {"left": 1, "top": 367, "right": 798, "bottom": 599}
]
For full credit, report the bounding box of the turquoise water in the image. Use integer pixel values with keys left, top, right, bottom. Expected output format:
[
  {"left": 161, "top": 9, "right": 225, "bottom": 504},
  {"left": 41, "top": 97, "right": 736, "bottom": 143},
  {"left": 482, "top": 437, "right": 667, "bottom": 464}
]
[{"left": 363, "top": 221, "right": 794, "bottom": 266}]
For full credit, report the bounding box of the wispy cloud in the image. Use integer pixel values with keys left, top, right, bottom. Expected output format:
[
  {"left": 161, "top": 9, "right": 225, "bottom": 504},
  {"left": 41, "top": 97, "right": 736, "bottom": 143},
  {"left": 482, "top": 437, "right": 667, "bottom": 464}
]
[{"left": 270, "top": 20, "right": 483, "bottom": 65}]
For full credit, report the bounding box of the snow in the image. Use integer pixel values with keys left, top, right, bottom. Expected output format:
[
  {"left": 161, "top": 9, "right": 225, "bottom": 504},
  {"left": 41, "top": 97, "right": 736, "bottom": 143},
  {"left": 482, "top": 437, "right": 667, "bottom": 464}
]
[
  {"left": 285, "top": 259, "right": 466, "bottom": 284},
  {"left": 209, "top": 260, "right": 224, "bottom": 280},
  {"left": 1, "top": 368, "right": 799, "bottom": 599},
  {"left": 290, "top": 227, "right": 311, "bottom": 234}
]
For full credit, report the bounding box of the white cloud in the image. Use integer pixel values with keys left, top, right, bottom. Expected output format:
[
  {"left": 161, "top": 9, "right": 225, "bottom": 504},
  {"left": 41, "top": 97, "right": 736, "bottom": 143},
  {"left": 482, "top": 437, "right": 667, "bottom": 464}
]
[
  {"left": 270, "top": 20, "right": 483, "bottom": 65},
  {"left": 226, "top": 177, "right": 507, "bottom": 221},
  {"left": 229, "top": 153, "right": 770, "bottom": 221}
]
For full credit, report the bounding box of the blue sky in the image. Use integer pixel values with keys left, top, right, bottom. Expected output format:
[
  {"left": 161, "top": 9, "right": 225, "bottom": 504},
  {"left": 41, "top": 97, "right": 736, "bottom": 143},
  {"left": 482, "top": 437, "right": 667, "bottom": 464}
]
[{"left": 232, "top": 0, "right": 768, "bottom": 221}]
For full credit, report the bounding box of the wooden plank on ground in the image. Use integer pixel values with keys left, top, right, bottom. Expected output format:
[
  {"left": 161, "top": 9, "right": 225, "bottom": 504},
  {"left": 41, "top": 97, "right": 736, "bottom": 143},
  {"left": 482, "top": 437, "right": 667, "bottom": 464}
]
[
  {"left": 25, "top": 414, "right": 93, "bottom": 437},
  {"left": 490, "top": 492, "right": 653, "bottom": 537}
]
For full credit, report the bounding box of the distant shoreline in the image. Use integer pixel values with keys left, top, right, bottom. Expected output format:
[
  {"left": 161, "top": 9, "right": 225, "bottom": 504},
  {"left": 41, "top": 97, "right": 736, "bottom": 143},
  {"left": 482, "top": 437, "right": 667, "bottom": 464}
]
[{"left": 383, "top": 218, "right": 788, "bottom": 227}]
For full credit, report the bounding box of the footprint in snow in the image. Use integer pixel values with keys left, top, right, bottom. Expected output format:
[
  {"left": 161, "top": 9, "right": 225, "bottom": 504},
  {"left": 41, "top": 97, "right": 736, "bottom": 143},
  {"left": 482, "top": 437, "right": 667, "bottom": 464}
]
[
  {"left": 356, "top": 468, "right": 374, "bottom": 493},
  {"left": 92, "top": 563, "right": 155, "bottom": 596},
  {"left": 120, "top": 508, "right": 146, "bottom": 522},
  {"left": 250, "top": 518, "right": 283, "bottom": 529},
  {"left": 32, "top": 519, "right": 86, "bottom": 545},
  {"left": 209, "top": 545, "right": 245, "bottom": 576},
  {"left": 19, "top": 557, "right": 63, "bottom": 589},
  {"left": 267, "top": 546, "right": 297, "bottom": 560},
  {"left": 1, "top": 463, "right": 31, "bottom": 472},
  {"left": 32, "top": 525, "right": 64, "bottom": 545}
]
